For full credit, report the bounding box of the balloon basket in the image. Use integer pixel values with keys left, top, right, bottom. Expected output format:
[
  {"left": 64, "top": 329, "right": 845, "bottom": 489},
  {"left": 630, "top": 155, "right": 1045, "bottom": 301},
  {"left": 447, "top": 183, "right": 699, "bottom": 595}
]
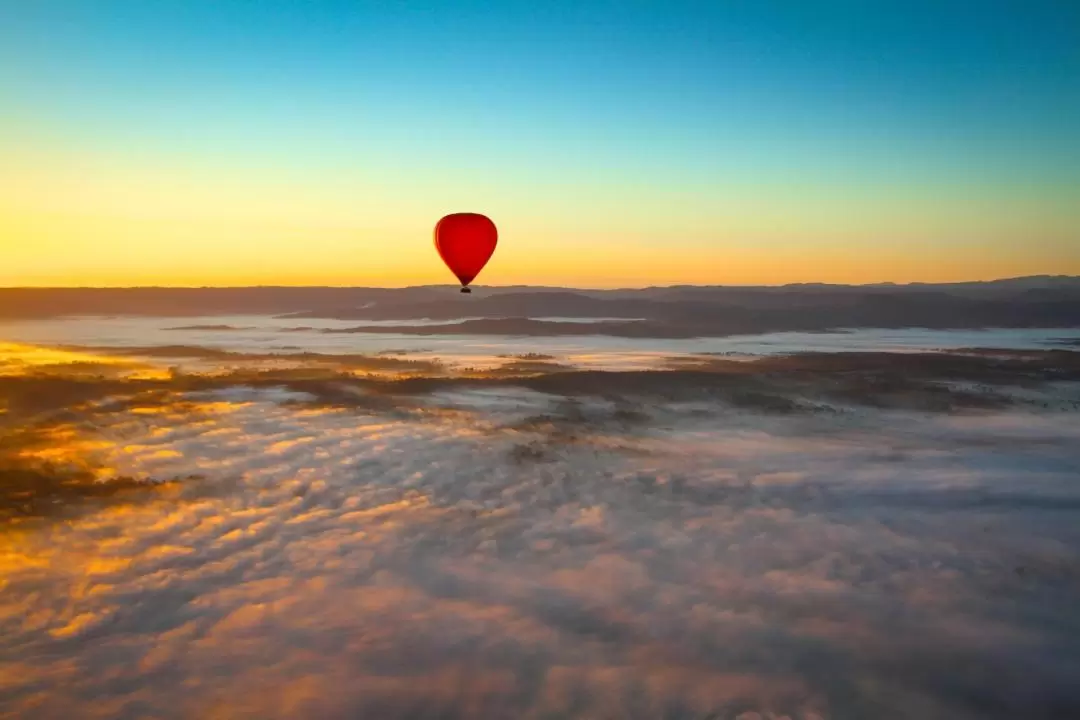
[{"left": 460, "top": 287, "right": 472, "bottom": 294}]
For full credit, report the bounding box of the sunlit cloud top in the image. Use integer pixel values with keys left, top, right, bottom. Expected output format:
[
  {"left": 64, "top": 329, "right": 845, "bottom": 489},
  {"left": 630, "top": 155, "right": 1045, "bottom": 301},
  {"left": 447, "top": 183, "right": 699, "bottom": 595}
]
[{"left": 2, "top": 0, "right": 1078, "bottom": 287}]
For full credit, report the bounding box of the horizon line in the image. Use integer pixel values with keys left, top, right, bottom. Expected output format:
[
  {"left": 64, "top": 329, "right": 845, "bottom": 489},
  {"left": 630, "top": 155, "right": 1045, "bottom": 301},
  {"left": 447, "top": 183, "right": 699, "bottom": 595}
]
[{"left": 0, "top": 274, "right": 1077, "bottom": 292}]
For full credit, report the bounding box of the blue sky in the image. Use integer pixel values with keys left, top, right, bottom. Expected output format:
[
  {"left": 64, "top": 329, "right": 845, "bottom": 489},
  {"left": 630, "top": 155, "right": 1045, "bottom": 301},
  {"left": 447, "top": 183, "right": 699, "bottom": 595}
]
[{"left": 2, "top": 0, "right": 1078, "bottom": 286}]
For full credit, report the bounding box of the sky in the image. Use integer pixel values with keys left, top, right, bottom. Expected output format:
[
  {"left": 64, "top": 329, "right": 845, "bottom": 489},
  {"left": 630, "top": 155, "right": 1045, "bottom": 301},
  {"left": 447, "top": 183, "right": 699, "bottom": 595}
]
[{"left": 1, "top": 0, "right": 1078, "bottom": 288}]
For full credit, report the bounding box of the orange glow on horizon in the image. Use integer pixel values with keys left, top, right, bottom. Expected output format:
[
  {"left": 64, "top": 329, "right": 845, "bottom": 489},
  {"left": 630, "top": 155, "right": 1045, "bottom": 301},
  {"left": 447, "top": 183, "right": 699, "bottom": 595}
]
[{"left": 3, "top": 141, "right": 1077, "bottom": 288}]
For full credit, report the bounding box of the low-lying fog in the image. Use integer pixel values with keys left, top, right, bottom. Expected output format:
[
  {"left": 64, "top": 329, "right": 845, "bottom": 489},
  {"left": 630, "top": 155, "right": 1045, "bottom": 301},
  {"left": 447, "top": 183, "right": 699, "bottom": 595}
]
[
  {"left": 2, "top": 315, "right": 1079, "bottom": 372},
  {"left": 1, "top": 321, "right": 1079, "bottom": 719}
]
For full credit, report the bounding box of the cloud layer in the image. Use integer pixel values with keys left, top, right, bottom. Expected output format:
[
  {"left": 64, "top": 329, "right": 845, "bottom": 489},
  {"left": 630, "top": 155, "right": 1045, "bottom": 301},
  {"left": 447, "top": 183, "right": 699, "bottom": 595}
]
[{"left": 2, "top": 367, "right": 1079, "bottom": 719}]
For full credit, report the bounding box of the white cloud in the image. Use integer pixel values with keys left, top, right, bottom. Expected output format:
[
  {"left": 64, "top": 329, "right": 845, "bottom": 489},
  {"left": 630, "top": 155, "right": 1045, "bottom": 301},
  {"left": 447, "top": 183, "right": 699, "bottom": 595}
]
[{"left": 1, "top": 383, "right": 1079, "bottom": 718}]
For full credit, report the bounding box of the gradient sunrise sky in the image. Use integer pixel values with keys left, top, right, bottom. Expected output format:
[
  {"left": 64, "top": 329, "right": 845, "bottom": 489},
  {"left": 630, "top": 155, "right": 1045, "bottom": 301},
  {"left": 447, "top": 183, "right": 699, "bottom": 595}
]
[{"left": 2, "top": 0, "right": 1078, "bottom": 288}]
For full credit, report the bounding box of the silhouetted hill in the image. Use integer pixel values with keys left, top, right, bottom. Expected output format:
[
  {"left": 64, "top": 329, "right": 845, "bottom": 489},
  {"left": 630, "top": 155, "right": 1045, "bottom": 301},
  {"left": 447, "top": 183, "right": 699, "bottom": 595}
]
[
  {"left": 1, "top": 277, "right": 1079, "bottom": 336},
  {"left": 320, "top": 318, "right": 691, "bottom": 337},
  {"left": 281, "top": 292, "right": 656, "bottom": 320}
]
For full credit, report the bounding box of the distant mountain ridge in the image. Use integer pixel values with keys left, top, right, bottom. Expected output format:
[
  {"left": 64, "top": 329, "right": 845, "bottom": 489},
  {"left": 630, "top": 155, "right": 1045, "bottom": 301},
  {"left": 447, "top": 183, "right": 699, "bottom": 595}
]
[{"left": 1, "top": 276, "right": 1079, "bottom": 337}]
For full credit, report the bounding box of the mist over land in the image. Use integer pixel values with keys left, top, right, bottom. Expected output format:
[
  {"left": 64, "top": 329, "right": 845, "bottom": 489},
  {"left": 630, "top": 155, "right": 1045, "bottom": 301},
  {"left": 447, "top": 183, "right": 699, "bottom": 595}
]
[
  {"left": 2, "top": 278, "right": 1080, "bottom": 719},
  {"left": 3, "top": 276, "right": 1080, "bottom": 338}
]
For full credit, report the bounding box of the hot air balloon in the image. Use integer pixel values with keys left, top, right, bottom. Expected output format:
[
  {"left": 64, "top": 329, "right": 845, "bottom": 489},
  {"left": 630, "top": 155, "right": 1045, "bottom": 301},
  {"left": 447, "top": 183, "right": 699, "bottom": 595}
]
[{"left": 434, "top": 212, "right": 497, "bottom": 293}]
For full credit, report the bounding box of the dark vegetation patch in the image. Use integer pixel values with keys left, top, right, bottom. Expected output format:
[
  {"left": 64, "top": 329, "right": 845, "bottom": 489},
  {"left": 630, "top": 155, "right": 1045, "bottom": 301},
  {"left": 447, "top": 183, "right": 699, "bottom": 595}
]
[
  {"left": 0, "top": 375, "right": 139, "bottom": 429},
  {"left": 0, "top": 369, "right": 406, "bottom": 431},
  {"left": 505, "top": 351, "right": 1080, "bottom": 413},
  {"left": 277, "top": 380, "right": 422, "bottom": 415},
  {"left": 762, "top": 349, "right": 1080, "bottom": 381},
  {"left": 662, "top": 355, "right": 754, "bottom": 371},
  {"left": 290, "top": 352, "right": 444, "bottom": 375},
  {"left": 322, "top": 318, "right": 700, "bottom": 338},
  {"left": 724, "top": 390, "right": 810, "bottom": 414},
  {"left": 0, "top": 360, "right": 139, "bottom": 378},
  {"left": 0, "top": 421, "right": 193, "bottom": 525},
  {"left": 62, "top": 345, "right": 446, "bottom": 374},
  {"left": 376, "top": 347, "right": 433, "bottom": 355},
  {"left": 611, "top": 407, "right": 651, "bottom": 425},
  {"left": 0, "top": 459, "right": 185, "bottom": 525},
  {"left": 509, "top": 371, "right": 836, "bottom": 414},
  {"left": 509, "top": 441, "right": 555, "bottom": 464},
  {"left": 481, "top": 358, "right": 575, "bottom": 377},
  {"left": 501, "top": 400, "right": 659, "bottom": 460},
  {"left": 2, "top": 350, "right": 1078, "bottom": 437},
  {"left": 63, "top": 344, "right": 240, "bottom": 359},
  {"left": 165, "top": 324, "right": 255, "bottom": 331}
]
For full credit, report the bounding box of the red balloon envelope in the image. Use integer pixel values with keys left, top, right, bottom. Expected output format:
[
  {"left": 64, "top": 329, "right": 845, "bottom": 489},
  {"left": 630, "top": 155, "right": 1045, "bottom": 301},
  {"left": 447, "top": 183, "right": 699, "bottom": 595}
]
[{"left": 434, "top": 212, "right": 497, "bottom": 293}]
